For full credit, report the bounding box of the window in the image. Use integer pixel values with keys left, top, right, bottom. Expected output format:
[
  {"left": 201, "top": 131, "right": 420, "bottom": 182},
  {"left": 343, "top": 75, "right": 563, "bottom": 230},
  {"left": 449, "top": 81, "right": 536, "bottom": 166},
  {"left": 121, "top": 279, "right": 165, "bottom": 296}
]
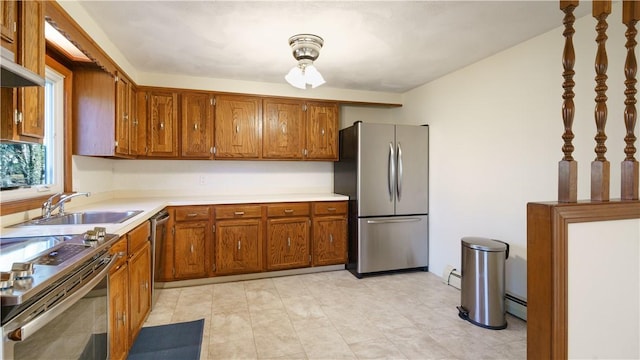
[{"left": 0, "top": 67, "right": 65, "bottom": 202}]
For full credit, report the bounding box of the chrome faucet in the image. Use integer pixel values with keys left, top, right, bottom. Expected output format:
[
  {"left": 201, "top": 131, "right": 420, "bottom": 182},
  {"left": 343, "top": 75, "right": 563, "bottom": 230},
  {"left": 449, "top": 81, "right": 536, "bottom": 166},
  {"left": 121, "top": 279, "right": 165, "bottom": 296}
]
[{"left": 41, "top": 192, "right": 91, "bottom": 219}]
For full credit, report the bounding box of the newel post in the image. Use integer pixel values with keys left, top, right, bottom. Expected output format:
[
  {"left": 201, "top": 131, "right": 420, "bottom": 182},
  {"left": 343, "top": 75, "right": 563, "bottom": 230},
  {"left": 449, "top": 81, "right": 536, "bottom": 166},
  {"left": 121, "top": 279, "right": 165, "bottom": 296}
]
[
  {"left": 559, "top": 0, "right": 579, "bottom": 203},
  {"left": 591, "top": 0, "right": 612, "bottom": 201},
  {"left": 622, "top": 0, "right": 640, "bottom": 200}
]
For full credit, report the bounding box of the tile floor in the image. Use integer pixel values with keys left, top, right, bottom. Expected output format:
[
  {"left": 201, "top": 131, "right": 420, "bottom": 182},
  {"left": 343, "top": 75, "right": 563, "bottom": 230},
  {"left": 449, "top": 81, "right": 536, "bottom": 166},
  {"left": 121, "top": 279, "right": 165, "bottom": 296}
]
[{"left": 144, "top": 270, "right": 526, "bottom": 360}]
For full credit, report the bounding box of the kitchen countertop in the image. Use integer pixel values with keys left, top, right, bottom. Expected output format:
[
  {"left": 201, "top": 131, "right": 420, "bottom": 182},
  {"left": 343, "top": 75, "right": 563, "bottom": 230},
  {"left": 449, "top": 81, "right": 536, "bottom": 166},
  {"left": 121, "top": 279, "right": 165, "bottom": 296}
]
[{"left": 0, "top": 193, "right": 349, "bottom": 238}]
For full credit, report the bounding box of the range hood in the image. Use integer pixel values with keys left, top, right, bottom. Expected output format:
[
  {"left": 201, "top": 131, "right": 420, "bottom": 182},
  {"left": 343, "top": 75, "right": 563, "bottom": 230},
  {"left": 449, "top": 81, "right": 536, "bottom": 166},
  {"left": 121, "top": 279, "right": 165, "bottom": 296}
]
[{"left": 1, "top": 47, "right": 45, "bottom": 88}]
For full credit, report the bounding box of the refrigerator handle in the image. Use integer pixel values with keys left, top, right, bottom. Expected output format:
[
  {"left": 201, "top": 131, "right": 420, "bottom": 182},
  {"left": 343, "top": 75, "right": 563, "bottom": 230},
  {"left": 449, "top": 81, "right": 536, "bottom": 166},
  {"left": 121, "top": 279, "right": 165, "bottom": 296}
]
[
  {"left": 388, "top": 142, "right": 395, "bottom": 201},
  {"left": 397, "top": 142, "right": 403, "bottom": 200}
]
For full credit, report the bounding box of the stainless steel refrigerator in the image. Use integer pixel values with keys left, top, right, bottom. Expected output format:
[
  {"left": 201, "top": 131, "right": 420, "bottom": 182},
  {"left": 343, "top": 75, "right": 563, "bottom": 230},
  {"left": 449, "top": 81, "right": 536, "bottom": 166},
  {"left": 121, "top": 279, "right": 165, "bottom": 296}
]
[{"left": 334, "top": 121, "right": 429, "bottom": 278}]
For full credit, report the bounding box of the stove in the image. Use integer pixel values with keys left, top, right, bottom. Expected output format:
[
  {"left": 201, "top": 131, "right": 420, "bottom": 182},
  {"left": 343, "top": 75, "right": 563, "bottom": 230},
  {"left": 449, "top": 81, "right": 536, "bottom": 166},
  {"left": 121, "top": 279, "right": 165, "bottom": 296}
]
[{"left": 0, "top": 229, "right": 118, "bottom": 310}]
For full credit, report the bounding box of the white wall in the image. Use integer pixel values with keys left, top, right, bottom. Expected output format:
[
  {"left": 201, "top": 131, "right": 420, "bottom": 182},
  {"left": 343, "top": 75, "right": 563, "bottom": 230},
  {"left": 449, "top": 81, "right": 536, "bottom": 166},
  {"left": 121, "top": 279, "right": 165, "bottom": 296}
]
[{"left": 398, "top": 2, "right": 636, "bottom": 299}]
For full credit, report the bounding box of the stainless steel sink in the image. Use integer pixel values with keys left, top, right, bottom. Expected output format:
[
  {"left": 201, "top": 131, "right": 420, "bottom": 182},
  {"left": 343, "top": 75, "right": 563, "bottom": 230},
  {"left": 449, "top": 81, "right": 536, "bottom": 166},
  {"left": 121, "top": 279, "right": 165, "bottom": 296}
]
[{"left": 14, "top": 210, "right": 143, "bottom": 226}]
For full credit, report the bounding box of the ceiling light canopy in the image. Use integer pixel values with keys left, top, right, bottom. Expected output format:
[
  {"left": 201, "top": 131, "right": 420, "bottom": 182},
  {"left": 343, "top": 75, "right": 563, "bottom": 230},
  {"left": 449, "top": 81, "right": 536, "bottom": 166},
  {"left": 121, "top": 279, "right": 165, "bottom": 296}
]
[{"left": 285, "top": 34, "right": 325, "bottom": 89}]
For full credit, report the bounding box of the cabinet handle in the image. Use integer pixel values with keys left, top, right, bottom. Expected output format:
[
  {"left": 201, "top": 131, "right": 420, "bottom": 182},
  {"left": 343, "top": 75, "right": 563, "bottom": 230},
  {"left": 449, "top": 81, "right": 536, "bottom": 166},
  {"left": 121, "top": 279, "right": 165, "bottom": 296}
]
[
  {"left": 321, "top": 128, "right": 325, "bottom": 136},
  {"left": 160, "top": 122, "right": 165, "bottom": 130},
  {"left": 284, "top": 209, "right": 294, "bottom": 214},
  {"left": 282, "top": 124, "right": 286, "bottom": 134},
  {"left": 145, "top": 281, "right": 149, "bottom": 290},
  {"left": 287, "top": 237, "right": 291, "bottom": 247},
  {"left": 327, "top": 207, "right": 336, "bottom": 212},
  {"left": 329, "top": 234, "right": 333, "bottom": 243},
  {"left": 235, "top": 125, "right": 239, "bottom": 133},
  {"left": 123, "top": 313, "right": 126, "bottom": 325},
  {"left": 194, "top": 123, "right": 198, "bottom": 131},
  {"left": 237, "top": 240, "right": 241, "bottom": 250},
  {"left": 190, "top": 244, "right": 194, "bottom": 253},
  {"left": 234, "top": 211, "right": 245, "bottom": 216},
  {"left": 187, "top": 213, "right": 198, "bottom": 217}
]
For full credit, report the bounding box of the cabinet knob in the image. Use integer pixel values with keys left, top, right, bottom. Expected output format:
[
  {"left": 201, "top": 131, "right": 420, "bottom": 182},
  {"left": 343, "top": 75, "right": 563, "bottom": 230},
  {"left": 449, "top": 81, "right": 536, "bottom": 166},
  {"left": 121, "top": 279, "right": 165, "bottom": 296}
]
[
  {"left": 160, "top": 122, "right": 165, "bottom": 130},
  {"left": 194, "top": 123, "right": 199, "bottom": 131}
]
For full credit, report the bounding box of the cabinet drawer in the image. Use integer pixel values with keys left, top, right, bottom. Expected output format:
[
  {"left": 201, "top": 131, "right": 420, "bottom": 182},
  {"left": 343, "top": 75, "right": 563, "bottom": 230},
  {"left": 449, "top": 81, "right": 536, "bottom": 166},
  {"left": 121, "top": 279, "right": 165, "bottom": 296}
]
[
  {"left": 266, "top": 202, "right": 310, "bottom": 217},
  {"left": 110, "top": 236, "right": 128, "bottom": 268},
  {"left": 128, "top": 221, "right": 150, "bottom": 253},
  {"left": 175, "top": 206, "right": 211, "bottom": 222},
  {"left": 313, "top": 201, "right": 347, "bottom": 216},
  {"left": 215, "top": 205, "right": 262, "bottom": 220}
]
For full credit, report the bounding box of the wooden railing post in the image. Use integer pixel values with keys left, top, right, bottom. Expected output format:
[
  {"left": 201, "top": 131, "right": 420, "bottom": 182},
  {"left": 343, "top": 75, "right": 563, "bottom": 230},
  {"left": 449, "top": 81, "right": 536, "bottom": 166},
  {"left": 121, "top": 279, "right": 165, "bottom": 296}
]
[
  {"left": 622, "top": 0, "right": 640, "bottom": 200},
  {"left": 591, "top": 0, "right": 612, "bottom": 201},
  {"left": 559, "top": 0, "right": 579, "bottom": 203}
]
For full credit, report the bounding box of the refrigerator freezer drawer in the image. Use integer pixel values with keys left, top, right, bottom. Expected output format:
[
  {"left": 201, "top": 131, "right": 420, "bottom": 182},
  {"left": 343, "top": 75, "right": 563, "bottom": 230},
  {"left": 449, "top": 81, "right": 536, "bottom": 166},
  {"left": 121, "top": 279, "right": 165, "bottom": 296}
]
[{"left": 357, "top": 215, "right": 428, "bottom": 274}]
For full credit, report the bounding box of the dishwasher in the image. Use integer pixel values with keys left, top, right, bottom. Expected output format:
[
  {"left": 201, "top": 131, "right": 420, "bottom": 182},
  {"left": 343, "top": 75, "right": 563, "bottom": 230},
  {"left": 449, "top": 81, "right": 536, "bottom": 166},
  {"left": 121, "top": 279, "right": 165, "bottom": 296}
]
[{"left": 149, "top": 209, "right": 170, "bottom": 308}]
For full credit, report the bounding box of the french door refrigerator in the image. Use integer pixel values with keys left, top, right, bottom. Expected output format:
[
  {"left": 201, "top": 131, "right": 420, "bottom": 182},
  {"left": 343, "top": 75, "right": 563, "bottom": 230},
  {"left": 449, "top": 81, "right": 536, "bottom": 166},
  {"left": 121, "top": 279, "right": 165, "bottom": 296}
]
[{"left": 334, "top": 121, "right": 429, "bottom": 278}]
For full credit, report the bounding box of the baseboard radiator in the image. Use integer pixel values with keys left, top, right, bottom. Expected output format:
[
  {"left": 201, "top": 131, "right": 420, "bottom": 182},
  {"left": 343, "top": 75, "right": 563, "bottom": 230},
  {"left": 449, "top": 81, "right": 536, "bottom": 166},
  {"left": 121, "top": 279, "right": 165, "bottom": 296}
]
[{"left": 441, "top": 265, "right": 527, "bottom": 321}]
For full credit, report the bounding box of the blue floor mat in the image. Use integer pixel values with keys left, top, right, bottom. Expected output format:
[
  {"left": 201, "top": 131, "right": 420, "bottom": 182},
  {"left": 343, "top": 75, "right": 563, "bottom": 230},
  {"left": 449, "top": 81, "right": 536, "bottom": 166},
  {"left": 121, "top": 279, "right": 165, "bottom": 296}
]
[{"left": 127, "top": 319, "right": 204, "bottom": 360}]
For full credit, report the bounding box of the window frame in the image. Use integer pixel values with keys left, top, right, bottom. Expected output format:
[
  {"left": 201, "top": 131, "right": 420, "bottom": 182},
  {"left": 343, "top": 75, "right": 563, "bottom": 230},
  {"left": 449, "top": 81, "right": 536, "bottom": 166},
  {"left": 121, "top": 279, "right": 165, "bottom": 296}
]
[{"left": 0, "top": 55, "right": 73, "bottom": 216}]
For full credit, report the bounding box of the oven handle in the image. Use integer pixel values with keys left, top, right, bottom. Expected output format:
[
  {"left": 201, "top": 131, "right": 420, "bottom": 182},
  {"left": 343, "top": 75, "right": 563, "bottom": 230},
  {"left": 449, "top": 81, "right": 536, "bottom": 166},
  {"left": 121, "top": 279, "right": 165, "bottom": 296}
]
[{"left": 7, "top": 254, "right": 117, "bottom": 342}]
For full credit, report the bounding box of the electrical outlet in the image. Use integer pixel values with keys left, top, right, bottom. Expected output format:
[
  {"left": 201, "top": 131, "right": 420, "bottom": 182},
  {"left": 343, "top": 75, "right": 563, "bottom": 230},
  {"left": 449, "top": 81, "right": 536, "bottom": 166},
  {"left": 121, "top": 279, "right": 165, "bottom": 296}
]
[{"left": 199, "top": 175, "right": 206, "bottom": 185}]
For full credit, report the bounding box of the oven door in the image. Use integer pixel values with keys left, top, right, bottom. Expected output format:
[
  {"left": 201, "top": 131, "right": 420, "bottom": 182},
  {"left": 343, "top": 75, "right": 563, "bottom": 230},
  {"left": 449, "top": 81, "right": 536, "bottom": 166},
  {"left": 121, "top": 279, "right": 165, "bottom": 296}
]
[{"left": 2, "top": 254, "right": 116, "bottom": 360}]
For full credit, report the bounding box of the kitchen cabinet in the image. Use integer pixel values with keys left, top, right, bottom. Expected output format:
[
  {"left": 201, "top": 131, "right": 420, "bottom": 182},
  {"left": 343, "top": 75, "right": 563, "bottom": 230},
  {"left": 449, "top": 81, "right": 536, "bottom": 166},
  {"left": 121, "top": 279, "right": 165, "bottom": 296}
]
[
  {"left": 214, "top": 94, "right": 261, "bottom": 159},
  {"left": 305, "top": 101, "right": 338, "bottom": 160},
  {"left": 181, "top": 91, "right": 214, "bottom": 158},
  {"left": 108, "top": 237, "right": 129, "bottom": 360},
  {"left": 1, "top": 0, "right": 16, "bottom": 55},
  {"left": 172, "top": 206, "right": 212, "bottom": 279},
  {"left": 312, "top": 201, "right": 348, "bottom": 266},
  {"left": 127, "top": 221, "right": 151, "bottom": 344},
  {"left": 265, "top": 202, "right": 310, "bottom": 270},
  {"left": 144, "top": 89, "right": 179, "bottom": 157},
  {"left": 215, "top": 204, "right": 263, "bottom": 274},
  {"left": 74, "top": 69, "right": 140, "bottom": 157},
  {"left": 1, "top": 0, "right": 45, "bottom": 143},
  {"left": 263, "top": 98, "right": 305, "bottom": 159}
]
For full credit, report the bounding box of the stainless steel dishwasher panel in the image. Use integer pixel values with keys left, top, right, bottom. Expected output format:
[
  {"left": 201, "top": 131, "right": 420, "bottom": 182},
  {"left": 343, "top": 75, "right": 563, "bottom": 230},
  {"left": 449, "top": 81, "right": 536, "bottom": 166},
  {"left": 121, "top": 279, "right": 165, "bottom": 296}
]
[
  {"left": 357, "top": 215, "right": 428, "bottom": 274},
  {"left": 149, "top": 210, "right": 169, "bottom": 308}
]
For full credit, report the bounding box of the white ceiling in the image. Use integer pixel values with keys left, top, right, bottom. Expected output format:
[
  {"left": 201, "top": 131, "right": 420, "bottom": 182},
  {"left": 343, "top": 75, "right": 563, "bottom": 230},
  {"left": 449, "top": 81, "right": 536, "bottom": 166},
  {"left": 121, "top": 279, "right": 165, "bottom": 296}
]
[{"left": 77, "top": 1, "right": 591, "bottom": 93}]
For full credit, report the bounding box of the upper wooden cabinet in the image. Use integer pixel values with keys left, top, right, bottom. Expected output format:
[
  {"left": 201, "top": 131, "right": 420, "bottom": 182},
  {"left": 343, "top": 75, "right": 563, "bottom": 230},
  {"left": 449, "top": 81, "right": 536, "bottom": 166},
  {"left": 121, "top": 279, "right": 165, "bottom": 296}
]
[
  {"left": 1, "top": 0, "right": 17, "bottom": 53},
  {"left": 115, "top": 73, "right": 139, "bottom": 156},
  {"left": 263, "top": 98, "right": 305, "bottom": 159},
  {"left": 1, "top": 0, "right": 45, "bottom": 143},
  {"left": 305, "top": 101, "right": 338, "bottom": 160},
  {"left": 214, "top": 94, "right": 261, "bottom": 159},
  {"left": 181, "top": 91, "right": 214, "bottom": 158},
  {"left": 143, "top": 89, "right": 178, "bottom": 157}
]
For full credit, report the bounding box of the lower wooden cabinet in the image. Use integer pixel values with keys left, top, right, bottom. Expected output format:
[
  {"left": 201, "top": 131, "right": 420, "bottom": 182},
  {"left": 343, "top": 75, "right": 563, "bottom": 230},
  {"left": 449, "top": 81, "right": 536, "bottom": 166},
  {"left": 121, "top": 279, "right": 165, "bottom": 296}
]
[
  {"left": 157, "top": 201, "right": 347, "bottom": 280},
  {"left": 266, "top": 217, "right": 310, "bottom": 270},
  {"left": 108, "top": 239, "right": 129, "bottom": 360},
  {"left": 215, "top": 218, "right": 262, "bottom": 275},
  {"left": 108, "top": 221, "right": 152, "bottom": 359}
]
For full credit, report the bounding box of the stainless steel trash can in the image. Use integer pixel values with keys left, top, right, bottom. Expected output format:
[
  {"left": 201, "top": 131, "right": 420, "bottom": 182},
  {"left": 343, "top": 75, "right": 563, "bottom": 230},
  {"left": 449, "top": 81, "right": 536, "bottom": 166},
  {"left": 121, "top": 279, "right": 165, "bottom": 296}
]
[{"left": 457, "top": 237, "right": 509, "bottom": 330}]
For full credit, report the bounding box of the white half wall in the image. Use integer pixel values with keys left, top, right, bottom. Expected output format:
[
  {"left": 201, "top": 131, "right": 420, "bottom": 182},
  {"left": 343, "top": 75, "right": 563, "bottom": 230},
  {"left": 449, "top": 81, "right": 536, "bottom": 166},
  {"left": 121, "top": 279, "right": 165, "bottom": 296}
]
[
  {"left": 398, "top": 2, "right": 636, "bottom": 299},
  {"left": 567, "top": 219, "right": 640, "bottom": 359}
]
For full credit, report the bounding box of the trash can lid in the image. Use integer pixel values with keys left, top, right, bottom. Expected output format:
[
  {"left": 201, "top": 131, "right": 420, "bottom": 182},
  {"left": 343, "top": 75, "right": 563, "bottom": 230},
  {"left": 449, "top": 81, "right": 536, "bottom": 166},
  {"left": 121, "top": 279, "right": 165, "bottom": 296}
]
[{"left": 461, "top": 237, "right": 507, "bottom": 252}]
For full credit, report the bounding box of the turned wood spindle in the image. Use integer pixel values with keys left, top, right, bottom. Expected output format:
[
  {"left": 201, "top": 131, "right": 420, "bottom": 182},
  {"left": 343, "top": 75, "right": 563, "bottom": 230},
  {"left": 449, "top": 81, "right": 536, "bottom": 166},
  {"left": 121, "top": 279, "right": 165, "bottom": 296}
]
[
  {"left": 591, "top": 0, "right": 612, "bottom": 201},
  {"left": 559, "top": 0, "right": 579, "bottom": 203},
  {"left": 622, "top": 0, "right": 640, "bottom": 200}
]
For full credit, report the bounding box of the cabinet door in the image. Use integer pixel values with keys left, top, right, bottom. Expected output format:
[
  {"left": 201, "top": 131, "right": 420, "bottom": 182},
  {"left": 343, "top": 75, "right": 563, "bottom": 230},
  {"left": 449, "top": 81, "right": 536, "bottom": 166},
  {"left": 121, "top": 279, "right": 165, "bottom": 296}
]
[
  {"left": 305, "top": 102, "right": 338, "bottom": 160},
  {"left": 1, "top": 0, "right": 16, "bottom": 51},
  {"left": 214, "top": 95, "right": 261, "bottom": 159},
  {"left": 148, "top": 91, "right": 178, "bottom": 157},
  {"left": 266, "top": 217, "right": 310, "bottom": 270},
  {"left": 263, "top": 98, "right": 304, "bottom": 159},
  {"left": 215, "top": 219, "right": 262, "bottom": 274},
  {"left": 128, "top": 241, "right": 151, "bottom": 343},
  {"left": 181, "top": 92, "right": 214, "bottom": 158},
  {"left": 109, "top": 262, "right": 129, "bottom": 360},
  {"left": 130, "top": 86, "right": 140, "bottom": 155},
  {"left": 16, "top": 0, "right": 44, "bottom": 140},
  {"left": 174, "top": 221, "right": 209, "bottom": 279},
  {"left": 312, "top": 216, "right": 347, "bottom": 266},
  {"left": 115, "top": 74, "right": 131, "bottom": 156}
]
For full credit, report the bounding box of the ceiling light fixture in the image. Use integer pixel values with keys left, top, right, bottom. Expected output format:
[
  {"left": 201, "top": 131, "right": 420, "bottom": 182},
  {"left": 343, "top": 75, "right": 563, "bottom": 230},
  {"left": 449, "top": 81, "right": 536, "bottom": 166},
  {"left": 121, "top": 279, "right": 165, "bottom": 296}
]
[{"left": 285, "top": 34, "right": 325, "bottom": 89}]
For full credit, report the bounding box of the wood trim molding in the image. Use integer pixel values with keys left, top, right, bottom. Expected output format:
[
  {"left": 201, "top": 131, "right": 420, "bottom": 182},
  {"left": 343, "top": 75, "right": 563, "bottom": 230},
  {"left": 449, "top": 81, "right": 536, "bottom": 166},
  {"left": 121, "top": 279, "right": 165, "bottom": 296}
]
[{"left": 527, "top": 200, "right": 640, "bottom": 359}]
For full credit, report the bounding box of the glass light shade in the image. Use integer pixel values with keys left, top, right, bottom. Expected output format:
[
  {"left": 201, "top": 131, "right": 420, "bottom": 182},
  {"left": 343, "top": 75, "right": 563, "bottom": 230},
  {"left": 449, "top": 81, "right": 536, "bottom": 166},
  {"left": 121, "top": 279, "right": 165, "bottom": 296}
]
[{"left": 285, "top": 64, "right": 325, "bottom": 89}]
